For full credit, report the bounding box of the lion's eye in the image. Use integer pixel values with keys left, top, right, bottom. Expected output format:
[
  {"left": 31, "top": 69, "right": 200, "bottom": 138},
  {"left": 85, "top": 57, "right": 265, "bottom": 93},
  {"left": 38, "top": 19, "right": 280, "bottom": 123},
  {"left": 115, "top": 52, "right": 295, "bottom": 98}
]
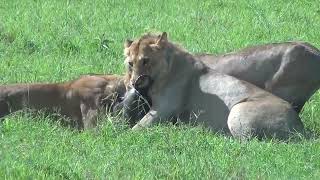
[
  {"left": 128, "top": 61, "right": 133, "bottom": 67},
  {"left": 142, "top": 58, "right": 150, "bottom": 66}
]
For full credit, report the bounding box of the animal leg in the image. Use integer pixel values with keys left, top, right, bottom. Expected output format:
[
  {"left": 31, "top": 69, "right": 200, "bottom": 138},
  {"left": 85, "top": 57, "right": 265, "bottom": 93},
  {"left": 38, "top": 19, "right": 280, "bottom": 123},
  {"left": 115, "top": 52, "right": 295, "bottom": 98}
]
[
  {"left": 132, "top": 109, "right": 160, "bottom": 130},
  {"left": 0, "top": 100, "right": 10, "bottom": 120},
  {"left": 80, "top": 101, "right": 98, "bottom": 130},
  {"left": 227, "top": 101, "right": 304, "bottom": 140}
]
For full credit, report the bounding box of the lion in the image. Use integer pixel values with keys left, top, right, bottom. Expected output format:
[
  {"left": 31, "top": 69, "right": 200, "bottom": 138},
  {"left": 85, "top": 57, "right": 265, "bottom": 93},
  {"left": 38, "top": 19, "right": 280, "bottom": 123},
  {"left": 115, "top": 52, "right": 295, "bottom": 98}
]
[
  {"left": 124, "top": 32, "right": 304, "bottom": 139},
  {"left": 124, "top": 39, "right": 320, "bottom": 113},
  {"left": 0, "top": 74, "right": 127, "bottom": 130},
  {"left": 196, "top": 42, "right": 320, "bottom": 113}
]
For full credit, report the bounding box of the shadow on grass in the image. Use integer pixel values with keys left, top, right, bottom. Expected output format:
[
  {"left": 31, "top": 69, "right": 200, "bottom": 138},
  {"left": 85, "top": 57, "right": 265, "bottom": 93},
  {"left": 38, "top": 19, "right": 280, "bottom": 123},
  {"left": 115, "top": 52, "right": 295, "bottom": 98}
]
[{"left": 1, "top": 109, "right": 319, "bottom": 144}]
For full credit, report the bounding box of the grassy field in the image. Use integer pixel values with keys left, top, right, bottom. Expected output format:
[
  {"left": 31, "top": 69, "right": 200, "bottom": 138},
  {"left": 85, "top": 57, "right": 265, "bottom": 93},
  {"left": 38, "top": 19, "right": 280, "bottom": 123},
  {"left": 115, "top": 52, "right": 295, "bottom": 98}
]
[{"left": 1, "top": 0, "right": 320, "bottom": 179}]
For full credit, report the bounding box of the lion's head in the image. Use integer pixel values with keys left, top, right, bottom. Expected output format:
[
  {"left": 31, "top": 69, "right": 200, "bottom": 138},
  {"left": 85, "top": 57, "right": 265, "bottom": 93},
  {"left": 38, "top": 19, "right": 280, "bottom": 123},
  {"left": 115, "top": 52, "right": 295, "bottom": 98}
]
[{"left": 124, "top": 32, "right": 170, "bottom": 89}]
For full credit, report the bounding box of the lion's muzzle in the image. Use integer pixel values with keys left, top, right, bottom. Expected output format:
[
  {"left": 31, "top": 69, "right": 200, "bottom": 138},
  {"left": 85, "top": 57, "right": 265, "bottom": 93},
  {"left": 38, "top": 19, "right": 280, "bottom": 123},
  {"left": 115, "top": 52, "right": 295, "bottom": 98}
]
[{"left": 132, "top": 75, "right": 153, "bottom": 90}]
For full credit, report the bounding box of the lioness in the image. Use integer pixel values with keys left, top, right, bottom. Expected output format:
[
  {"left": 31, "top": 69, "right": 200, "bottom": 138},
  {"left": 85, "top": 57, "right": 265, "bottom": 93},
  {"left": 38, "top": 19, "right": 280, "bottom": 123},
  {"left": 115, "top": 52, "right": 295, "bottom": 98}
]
[
  {"left": 0, "top": 74, "right": 126, "bottom": 130},
  {"left": 125, "top": 32, "right": 304, "bottom": 139},
  {"left": 197, "top": 42, "right": 320, "bottom": 113},
  {"left": 125, "top": 40, "right": 320, "bottom": 113}
]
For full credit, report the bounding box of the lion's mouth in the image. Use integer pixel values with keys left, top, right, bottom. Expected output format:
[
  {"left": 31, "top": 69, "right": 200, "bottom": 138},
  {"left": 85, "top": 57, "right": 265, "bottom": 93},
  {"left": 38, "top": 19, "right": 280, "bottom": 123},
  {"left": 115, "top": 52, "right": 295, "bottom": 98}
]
[{"left": 133, "top": 74, "right": 153, "bottom": 90}]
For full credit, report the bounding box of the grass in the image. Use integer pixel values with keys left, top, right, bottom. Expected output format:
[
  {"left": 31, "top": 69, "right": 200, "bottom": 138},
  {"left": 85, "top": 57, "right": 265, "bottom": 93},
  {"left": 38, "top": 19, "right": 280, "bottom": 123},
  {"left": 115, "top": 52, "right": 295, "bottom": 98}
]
[{"left": 1, "top": 0, "right": 320, "bottom": 179}]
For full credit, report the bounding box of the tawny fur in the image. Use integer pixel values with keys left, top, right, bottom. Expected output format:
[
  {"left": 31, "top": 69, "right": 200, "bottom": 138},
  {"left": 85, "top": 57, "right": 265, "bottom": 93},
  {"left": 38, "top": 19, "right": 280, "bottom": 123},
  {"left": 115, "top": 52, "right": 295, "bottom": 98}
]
[
  {"left": 125, "top": 35, "right": 320, "bottom": 113},
  {"left": 0, "top": 74, "right": 126, "bottom": 130},
  {"left": 125, "top": 32, "right": 304, "bottom": 139}
]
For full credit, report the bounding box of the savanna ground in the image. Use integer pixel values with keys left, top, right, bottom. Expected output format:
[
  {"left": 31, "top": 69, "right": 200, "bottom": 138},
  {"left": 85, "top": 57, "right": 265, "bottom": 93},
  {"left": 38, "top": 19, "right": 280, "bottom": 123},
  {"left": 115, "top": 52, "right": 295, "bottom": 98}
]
[{"left": 1, "top": 0, "right": 320, "bottom": 179}]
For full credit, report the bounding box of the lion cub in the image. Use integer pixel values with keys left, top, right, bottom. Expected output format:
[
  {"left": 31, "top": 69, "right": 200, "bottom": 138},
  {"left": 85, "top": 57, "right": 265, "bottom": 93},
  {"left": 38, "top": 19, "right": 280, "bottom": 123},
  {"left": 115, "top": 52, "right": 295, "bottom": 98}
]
[{"left": 0, "top": 75, "right": 126, "bottom": 130}]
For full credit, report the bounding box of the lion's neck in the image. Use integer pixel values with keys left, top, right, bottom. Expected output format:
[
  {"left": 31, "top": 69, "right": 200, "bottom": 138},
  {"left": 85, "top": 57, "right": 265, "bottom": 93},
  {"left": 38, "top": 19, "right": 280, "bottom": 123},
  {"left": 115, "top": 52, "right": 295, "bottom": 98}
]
[
  {"left": 150, "top": 45, "right": 206, "bottom": 95},
  {"left": 169, "top": 45, "right": 206, "bottom": 80}
]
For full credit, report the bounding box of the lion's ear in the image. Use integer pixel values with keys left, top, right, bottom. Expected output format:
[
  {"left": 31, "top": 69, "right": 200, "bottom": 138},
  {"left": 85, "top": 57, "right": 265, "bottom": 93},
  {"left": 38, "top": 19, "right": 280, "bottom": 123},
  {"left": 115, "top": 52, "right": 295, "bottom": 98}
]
[
  {"left": 156, "top": 32, "right": 168, "bottom": 47},
  {"left": 124, "top": 39, "right": 133, "bottom": 48},
  {"left": 124, "top": 39, "right": 133, "bottom": 56}
]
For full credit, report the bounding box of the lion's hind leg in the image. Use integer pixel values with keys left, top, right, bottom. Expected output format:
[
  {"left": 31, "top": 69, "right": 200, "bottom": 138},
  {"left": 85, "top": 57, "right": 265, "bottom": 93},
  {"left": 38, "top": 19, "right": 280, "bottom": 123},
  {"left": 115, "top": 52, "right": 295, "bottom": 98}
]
[
  {"left": 227, "top": 100, "right": 304, "bottom": 140},
  {"left": 0, "top": 100, "right": 10, "bottom": 120}
]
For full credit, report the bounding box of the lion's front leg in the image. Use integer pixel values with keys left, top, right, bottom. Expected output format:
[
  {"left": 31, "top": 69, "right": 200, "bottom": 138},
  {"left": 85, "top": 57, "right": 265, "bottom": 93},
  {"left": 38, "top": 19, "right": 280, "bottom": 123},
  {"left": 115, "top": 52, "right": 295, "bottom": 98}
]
[
  {"left": 80, "top": 100, "right": 99, "bottom": 130},
  {"left": 132, "top": 88, "right": 184, "bottom": 130},
  {"left": 132, "top": 102, "right": 177, "bottom": 130},
  {"left": 132, "top": 109, "right": 160, "bottom": 130}
]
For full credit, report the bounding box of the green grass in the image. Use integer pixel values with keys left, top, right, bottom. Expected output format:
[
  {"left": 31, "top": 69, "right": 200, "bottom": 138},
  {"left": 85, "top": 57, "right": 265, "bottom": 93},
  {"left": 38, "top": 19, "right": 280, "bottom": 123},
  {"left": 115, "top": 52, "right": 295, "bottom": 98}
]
[{"left": 1, "top": 0, "right": 320, "bottom": 179}]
